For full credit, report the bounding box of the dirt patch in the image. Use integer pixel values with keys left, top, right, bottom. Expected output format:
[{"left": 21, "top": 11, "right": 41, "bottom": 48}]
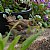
[{"left": 27, "top": 28, "right": 50, "bottom": 50}]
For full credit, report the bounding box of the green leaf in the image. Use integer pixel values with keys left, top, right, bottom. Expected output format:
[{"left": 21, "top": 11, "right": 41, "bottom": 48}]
[
  {"left": 42, "top": 22, "right": 47, "bottom": 28},
  {"left": 0, "top": 40, "right": 4, "bottom": 50},
  {"left": 3, "top": 32, "right": 12, "bottom": 46},
  {"left": 2, "top": 0, "right": 5, "bottom": 2},
  {"left": 39, "top": 4, "right": 45, "bottom": 9},
  {"left": 0, "top": 33, "right": 4, "bottom": 50},
  {"left": 26, "top": 25, "right": 31, "bottom": 34},
  {"left": 0, "top": 5, "right": 4, "bottom": 12},
  {"left": 48, "top": 25, "right": 50, "bottom": 28},
  {"left": 45, "top": 10, "right": 50, "bottom": 14},
  {"left": 21, "top": 30, "right": 42, "bottom": 50},
  {"left": 7, "top": 35, "right": 21, "bottom": 50}
]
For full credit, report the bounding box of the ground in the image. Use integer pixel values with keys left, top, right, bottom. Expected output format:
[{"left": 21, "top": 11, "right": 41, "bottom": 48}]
[
  {"left": 27, "top": 28, "right": 50, "bottom": 50},
  {"left": 4, "top": 28, "right": 50, "bottom": 50}
]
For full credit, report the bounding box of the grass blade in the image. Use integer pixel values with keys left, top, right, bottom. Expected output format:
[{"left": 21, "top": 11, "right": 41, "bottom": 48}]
[
  {"left": 21, "top": 30, "right": 42, "bottom": 50},
  {"left": 7, "top": 35, "right": 21, "bottom": 50},
  {"left": 0, "top": 33, "right": 4, "bottom": 50},
  {"left": 0, "top": 40, "right": 4, "bottom": 50},
  {"left": 3, "top": 21, "right": 20, "bottom": 46}
]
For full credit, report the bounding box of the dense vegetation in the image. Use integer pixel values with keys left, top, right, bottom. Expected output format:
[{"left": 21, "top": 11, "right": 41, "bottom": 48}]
[{"left": 0, "top": 0, "right": 50, "bottom": 50}]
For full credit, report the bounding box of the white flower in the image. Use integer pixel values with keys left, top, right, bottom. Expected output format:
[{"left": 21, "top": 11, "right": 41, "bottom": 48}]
[
  {"left": 38, "top": 22, "right": 42, "bottom": 27},
  {"left": 46, "top": 15, "right": 48, "bottom": 18},
  {"left": 3, "top": 14, "right": 7, "bottom": 18},
  {"left": 29, "top": 18, "right": 32, "bottom": 21},
  {"left": 17, "top": 15, "right": 23, "bottom": 19},
  {"left": 20, "top": 0, "right": 30, "bottom": 4},
  {"left": 0, "top": 33, "right": 2, "bottom": 40},
  {"left": 35, "top": 15, "right": 41, "bottom": 18},
  {"left": 5, "top": 8, "right": 10, "bottom": 14}
]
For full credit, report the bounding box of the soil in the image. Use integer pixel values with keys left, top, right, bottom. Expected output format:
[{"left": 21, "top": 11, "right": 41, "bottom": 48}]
[{"left": 27, "top": 28, "right": 50, "bottom": 50}]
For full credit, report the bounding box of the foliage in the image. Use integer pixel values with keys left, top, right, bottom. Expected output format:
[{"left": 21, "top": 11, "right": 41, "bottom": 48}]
[
  {"left": 0, "top": 29, "right": 42, "bottom": 50},
  {"left": 0, "top": 4, "right": 4, "bottom": 12},
  {"left": 0, "top": 0, "right": 29, "bottom": 13},
  {"left": 0, "top": 21, "right": 22, "bottom": 50},
  {"left": 0, "top": 20, "right": 43, "bottom": 50},
  {"left": 30, "top": 1, "right": 50, "bottom": 28},
  {"left": 21, "top": 30, "right": 42, "bottom": 50},
  {"left": 0, "top": 0, "right": 50, "bottom": 50},
  {"left": 0, "top": 33, "right": 21, "bottom": 50}
]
